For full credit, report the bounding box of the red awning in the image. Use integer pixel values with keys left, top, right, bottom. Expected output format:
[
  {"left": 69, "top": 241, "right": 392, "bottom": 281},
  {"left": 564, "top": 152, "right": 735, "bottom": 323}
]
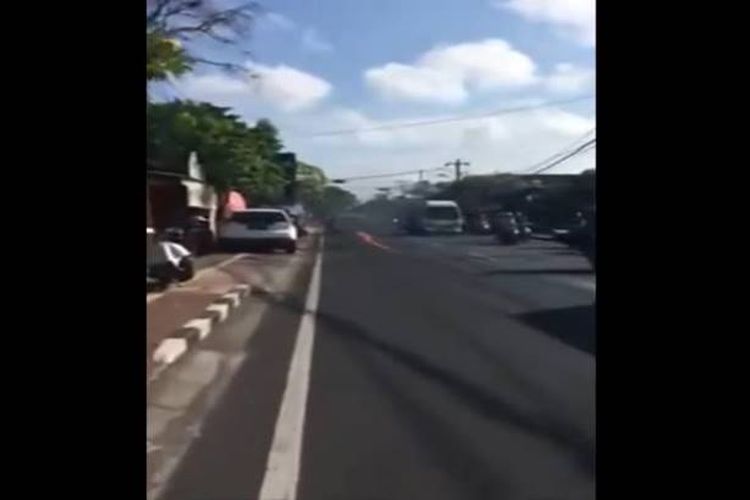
[{"left": 223, "top": 190, "right": 248, "bottom": 217}]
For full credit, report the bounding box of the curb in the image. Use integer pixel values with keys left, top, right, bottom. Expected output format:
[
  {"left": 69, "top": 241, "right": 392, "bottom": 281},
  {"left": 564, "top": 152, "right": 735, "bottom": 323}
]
[{"left": 150, "top": 284, "right": 252, "bottom": 374}]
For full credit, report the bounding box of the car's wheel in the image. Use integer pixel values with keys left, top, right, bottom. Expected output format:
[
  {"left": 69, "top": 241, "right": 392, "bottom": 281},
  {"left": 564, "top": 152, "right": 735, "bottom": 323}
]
[
  {"left": 285, "top": 241, "right": 297, "bottom": 254},
  {"left": 177, "top": 257, "right": 195, "bottom": 282}
]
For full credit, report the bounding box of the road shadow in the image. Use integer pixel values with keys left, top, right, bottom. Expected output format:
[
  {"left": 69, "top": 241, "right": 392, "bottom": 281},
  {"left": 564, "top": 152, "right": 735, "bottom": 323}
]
[
  {"left": 482, "top": 268, "right": 593, "bottom": 276},
  {"left": 516, "top": 305, "right": 596, "bottom": 355},
  {"left": 251, "top": 290, "right": 595, "bottom": 475}
]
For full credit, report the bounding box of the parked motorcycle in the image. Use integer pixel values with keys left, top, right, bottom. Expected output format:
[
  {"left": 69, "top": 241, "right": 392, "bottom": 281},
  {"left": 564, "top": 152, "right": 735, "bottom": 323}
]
[
  {"left": 147, "top": 227, "right": 195, "bottom": 291},
  {"left": 494, "top": 212, "right": 522, "bottom": 245}
]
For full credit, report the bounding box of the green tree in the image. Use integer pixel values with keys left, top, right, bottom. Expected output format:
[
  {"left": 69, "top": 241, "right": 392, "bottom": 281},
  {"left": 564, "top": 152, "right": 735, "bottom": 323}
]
[
  {"left": 295, "top": 162, "right": 328, "bottom": 210},
  {"left": 235, "top": 118, "right": 286, "bottom": 203},
  {"left": 147, "top": 101, "right": 286, "bottom": 199},
  {"left": 147, "top": 33, "right": 191, "bottom": 81},
  {"left": 315, "top": 186, "right": 358, "bottom": 216},
  {"left": 146, "top": 1, "right": 260, "bottom": 82},
  {"left": 148, "top": 101, "right": 242, "bottom": 188}
]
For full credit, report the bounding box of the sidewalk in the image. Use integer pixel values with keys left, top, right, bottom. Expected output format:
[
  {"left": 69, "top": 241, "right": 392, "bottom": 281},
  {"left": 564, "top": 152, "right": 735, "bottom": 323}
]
[{"left": 146, "top": 255, "right": 255, "bottom": 380}]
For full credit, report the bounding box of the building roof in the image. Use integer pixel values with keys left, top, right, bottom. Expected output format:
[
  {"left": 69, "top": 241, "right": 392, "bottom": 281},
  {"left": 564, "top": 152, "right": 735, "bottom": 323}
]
[{"left": 147, "top": 152, "right": 206, "bottom": 183}]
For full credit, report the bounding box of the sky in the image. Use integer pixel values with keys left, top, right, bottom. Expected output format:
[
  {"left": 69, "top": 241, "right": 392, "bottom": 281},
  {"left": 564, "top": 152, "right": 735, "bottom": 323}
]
[{"left": 151, "top": 0, "right": 595, "bottom": 199}]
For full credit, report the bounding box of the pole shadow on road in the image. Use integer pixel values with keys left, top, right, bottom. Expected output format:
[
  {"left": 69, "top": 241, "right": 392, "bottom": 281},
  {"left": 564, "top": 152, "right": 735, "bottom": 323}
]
[
  {"left": 515, "top": 305, "right": 596, "bottom": 355},
  {"left": 251, "top": 289, "right": 595, "bottom": 476}
]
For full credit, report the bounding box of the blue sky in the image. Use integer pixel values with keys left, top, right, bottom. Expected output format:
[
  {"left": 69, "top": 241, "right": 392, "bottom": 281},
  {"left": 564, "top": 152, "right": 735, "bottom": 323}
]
[{"left": 152, "top": 0, "right": 595, "bottom": 198}]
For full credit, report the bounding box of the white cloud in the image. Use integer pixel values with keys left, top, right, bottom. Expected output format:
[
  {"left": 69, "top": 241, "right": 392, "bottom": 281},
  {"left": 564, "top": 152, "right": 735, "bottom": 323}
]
[
  {"left": 301, "top": 28, "right": 334, "bottom": 53},
  {"left": 301, "top": 103, "right": 593, "bottom": 151},
  {"left": 365, "top": 63, "right": 468, "bottom": 104},
  {"left": 532, "top": 108, "right": 594, "bottom": 135},
  {"left": 276, "top": 103, "right": 594, "bottom": 198},
  {"left": 249, "top": 63, "right": 332, "bottom": 111},
  {"left": 169, "top": 69, "right": 593, "bottom": 199},
  {"left": 364, "top": 39, "right": 538, "bottom": 104},
  {"left": 494, "top": 0, "right": 595, "bottom": 46},
  {"left": 171, "top": 64, "right": 332, "bottom": 112},
  {"left": 544, "top": 63, "right": 595, "bottom": 94},
  {"left": 175, "top": 73, "right": 250, "bottom": 100}
]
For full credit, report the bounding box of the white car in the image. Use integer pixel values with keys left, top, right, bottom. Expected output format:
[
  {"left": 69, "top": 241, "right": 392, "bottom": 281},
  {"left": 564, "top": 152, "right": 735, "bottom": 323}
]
[{"left": 219, "top": 208, "right": 298, "bottom": 253}]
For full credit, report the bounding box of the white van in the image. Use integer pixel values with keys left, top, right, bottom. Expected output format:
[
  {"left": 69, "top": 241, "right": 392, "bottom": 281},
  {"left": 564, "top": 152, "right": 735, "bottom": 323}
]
[{"left": 402, "top": 200, "right": 463, "bottom": 234}]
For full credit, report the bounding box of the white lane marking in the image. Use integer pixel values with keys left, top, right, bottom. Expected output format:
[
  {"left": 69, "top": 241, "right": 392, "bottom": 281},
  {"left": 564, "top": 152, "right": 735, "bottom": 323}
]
[
  {"left": 258, "top": 237, "right": 324, "bottom": 500},
  {"left": 147, "top": 291, "right": 166, "bottom": 304},
  {"left": 222, "top": 292, "right": 242, "bottom": 308},
  {"left": 183, "top": 318, "right": 213, "bottom": 340},
  {"left": 206, "top": 303, "right": 230, "bottom": 322},
  {"left": 152, "top": 338, "right": 188, "bottom": 364}
]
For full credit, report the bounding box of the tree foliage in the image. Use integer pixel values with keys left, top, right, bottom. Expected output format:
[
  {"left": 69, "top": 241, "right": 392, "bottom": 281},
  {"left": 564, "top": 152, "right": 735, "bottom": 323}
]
[
  {"left": 147, "top": 100, "right": 285, "bottom": 199},
  {"left": 146, "top": 0, "right": 260, "bottom": 81},
  {"left": 431, "top": 172, "right": 595, "bottom": 228},
  {"left": 295, "top": 162, "right": 328, "bottom": 210},
  {"left": 316, "top": 186, "right": 358, "bottom": 216},
  {"left": 145, "top": 2, "right": 346, "bottom": 208}
]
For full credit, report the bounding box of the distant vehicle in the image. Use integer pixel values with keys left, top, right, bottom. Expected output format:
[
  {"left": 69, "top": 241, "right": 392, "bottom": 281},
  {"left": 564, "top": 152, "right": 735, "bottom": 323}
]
[
  {"left": 465, "top": 212, "right": 493, "bottom": 234},
  {"left": 515, "top": 212, "right": 533, "bottom": 240},
  {"left": 493, "top": 212, "right": 522, "bottom": 245},
  {"left": 147, "top": 227, "right": 195, "bottom": 290},
  {"left": 218, "top": 208, "right": 298, "bottom": 253},
  {"left": 401, "top": 200, "right": 464, "bottom": 235},
  {"left": 279, "top": 204, "right": 309, "bottom": 237},
  {"left": 561, "top": 211, "right": 595, "bottom": 269},
  {"left": 292, "top": 215, "right": 309, "bottom": 237}
]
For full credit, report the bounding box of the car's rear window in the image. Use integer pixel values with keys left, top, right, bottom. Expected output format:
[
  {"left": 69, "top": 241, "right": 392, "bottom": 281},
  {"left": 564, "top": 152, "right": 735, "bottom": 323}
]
[{"left": 231, "top": 211, "right": 287, "bottom": 225}]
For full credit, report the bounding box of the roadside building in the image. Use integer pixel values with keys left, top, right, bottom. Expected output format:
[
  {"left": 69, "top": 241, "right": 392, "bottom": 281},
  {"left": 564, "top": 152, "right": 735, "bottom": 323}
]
[{"left": 147, "top": 152, "right": 218, "bottom": 254}]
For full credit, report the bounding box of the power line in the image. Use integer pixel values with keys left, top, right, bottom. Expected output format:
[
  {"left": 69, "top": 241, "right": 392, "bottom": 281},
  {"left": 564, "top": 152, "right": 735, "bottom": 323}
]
[
  {"left": 516, "top": 128, "right": 595, "bottom": 174},
  {"left": 331, "top": 130, "right": 595, "bottom": 185},
  {"left": 528, "top": 138, "right": 596, "bottom": 175},
  {"left": 308, "top": 95, "right": 594, "bottom": 137},
  {"left": 331, "top": 166, "right": 447, "bottom": 183}
]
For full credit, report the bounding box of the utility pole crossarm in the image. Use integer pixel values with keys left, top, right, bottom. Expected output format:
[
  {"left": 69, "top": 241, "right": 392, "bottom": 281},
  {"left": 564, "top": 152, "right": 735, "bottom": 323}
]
[{"left": 445, "top": 158, "right": 470, "bottom": 182}]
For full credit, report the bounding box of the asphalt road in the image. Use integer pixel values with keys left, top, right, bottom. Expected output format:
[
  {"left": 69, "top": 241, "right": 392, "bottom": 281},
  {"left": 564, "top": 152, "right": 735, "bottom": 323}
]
[{"left": 158, "top": 222, "right": 595, "bottom": 500}]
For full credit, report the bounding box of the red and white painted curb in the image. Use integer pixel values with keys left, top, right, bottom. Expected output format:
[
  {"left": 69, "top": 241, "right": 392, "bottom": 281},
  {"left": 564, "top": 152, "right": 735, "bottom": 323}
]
[{"left": 150, "top": 284, "right": 252, "bottom": 375}]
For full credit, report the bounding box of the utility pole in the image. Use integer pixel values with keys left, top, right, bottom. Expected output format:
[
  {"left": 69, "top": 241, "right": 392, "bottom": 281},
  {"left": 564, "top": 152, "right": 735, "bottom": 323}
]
[
  {"left": 418, "top": 169, "right": 424, "bottom": 182},
  {"left": 445, "top": 159, "right": 470, "bottom": 182}
]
